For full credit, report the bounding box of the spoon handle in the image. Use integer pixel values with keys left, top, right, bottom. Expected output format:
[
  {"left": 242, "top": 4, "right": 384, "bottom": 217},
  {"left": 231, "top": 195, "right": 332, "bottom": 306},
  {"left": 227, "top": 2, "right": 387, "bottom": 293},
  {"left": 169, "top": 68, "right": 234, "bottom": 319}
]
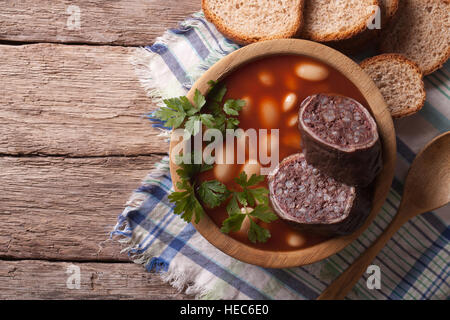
[{"left": 317, "top": 211, "right": 407, "bottom": 300}]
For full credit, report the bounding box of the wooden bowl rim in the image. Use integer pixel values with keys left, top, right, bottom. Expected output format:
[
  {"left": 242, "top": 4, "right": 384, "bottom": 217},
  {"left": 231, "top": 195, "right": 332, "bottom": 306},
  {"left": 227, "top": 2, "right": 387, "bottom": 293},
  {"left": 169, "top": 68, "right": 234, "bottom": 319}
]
[{"left": 169, "top": 39, "right": 396, "bottom": 268}]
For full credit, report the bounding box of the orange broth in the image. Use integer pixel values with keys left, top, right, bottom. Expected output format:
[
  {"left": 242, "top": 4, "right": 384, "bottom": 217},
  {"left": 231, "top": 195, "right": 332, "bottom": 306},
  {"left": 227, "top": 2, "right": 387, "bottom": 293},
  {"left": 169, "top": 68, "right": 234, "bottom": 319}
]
[{"left": 198, "top": 55, "right": 369, "bottom": 251}]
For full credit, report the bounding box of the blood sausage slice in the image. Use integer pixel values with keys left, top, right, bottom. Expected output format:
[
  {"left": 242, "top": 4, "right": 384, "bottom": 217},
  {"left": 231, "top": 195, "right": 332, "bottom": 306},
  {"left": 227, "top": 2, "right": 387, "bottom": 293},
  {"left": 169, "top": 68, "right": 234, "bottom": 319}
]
[
  {"left": 298, "top": 94, "right": 382, "bottom": 186},
  {"left": 268, "top": 153, "right": 371, "bottom": 236}
]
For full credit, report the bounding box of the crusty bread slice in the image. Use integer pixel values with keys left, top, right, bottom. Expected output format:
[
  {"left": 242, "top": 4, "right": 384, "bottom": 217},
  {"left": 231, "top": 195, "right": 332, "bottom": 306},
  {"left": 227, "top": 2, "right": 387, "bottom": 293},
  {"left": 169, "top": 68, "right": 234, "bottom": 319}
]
[
  {"left": 380, "top": 0, "right": 450, "bottom": 75},
  {"left": 360, "top": 54, "right": 426, "bottom": 118},
  {"left": 301, "top": 0, "right": 379, "bottom": 42},
  {"left": 202, "top": 0, "right": 304, "bottom": 45},
  {"left": 330, "top": 0, "right": 400, "bottom": 54}
]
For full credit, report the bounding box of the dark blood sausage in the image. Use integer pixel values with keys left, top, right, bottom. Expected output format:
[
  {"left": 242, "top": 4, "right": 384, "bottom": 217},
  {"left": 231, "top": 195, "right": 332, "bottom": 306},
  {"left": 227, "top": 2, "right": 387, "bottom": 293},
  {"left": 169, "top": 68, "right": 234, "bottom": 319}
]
[
  {"left": 268, "top": 153, "right": 372, "bottom": 236},
  {"left": 298, "top": 94, "right": 382, "bottom": 186}
]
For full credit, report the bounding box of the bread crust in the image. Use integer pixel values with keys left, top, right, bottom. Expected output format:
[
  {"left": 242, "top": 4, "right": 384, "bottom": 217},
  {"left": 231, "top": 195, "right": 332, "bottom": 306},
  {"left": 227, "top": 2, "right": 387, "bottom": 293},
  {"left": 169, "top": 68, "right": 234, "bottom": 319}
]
[
  {"left": 301, "top": 0, "right": 379, "bottom": 42},
  {"left": 419, "top": 47, "right": 450, "bottom": 75},
  {"left": 202, "top": 0, "right": 305, "bottom": 45},
  {"left": 379, "top": 0, "right": 450, "bottom": 75},
  {"left": 360, "top": 53, "right": 426, "bottom": 118},
  {"left": 329, "top": 0, "right": 399, "bottom": 54}
]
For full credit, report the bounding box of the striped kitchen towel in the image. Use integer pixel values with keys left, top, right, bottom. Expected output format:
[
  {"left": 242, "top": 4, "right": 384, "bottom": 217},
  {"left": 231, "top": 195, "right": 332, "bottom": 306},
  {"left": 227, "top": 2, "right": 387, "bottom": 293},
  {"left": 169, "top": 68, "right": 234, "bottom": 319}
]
[{"left": 112, "top": 12, "right": 450, "bottom": 300}]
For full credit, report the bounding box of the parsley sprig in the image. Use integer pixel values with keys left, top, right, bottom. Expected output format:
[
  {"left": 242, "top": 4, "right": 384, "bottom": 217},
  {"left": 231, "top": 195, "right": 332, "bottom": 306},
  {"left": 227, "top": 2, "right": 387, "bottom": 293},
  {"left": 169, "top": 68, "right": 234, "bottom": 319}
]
[
  {"left": 154, "top": 81, "right": 245, "bottom": 135},
  {"left": 154, "top": 90, "right": 215, "bottom": 136},
  {"left": 205, "top": 80, "right": 245, "bottom": 132},
  {"left": 221, "top": 172, "right": 278, "bottom": 243},
  {"left": 169, "top": 161, "right": 277, "bottom": 243},
  {"left": 157, "top": 81, "right": 277, "bottom": 244},
  {"left": 168, "top": 154, "right": 228, "bottom": 224}
]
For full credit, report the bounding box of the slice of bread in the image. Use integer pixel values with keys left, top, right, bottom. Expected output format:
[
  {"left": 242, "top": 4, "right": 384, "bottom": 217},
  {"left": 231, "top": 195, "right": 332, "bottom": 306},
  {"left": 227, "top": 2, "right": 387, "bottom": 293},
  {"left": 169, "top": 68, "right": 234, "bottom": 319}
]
[
  {"left": 331, "top": 0, "right": 400, "bottom": 54},
  {"left": 360, "top": 54, "right": 426, "bottom": 118},
  {"left": 202, "top": 0, "right": 304, "bottom": 45},
  {"left": 301, "top": 0, "right": 379, "bottom": 42},
  {"left": 380, "top": 0, "right": 450, "bottom": 75}
]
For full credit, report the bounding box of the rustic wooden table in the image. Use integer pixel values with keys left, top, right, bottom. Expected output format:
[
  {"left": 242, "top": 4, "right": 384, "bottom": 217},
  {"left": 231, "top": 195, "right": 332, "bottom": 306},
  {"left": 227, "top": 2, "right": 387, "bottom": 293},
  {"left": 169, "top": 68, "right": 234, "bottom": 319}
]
[{"left": 0, "top": 0, "right": 200, "bottom": 299}]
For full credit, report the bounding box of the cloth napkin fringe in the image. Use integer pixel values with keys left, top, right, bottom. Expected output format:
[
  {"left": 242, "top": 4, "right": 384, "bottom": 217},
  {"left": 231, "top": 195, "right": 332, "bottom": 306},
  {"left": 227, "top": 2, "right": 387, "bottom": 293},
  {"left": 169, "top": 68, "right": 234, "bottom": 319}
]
[
  {"left": 130, "top": 12, "right": 237, "bottom": 112},
  {"left": 160, "top": 259, "right": 225, "bottom": 299},
  {"left": 147, "top": 257, "right": 170, "bottom": 273},
  {"left": 111, "top": 158, "right": 171, "bottom": 259},
  {"left": 129, "top": 48, "right": 165, "bottom": 109}
]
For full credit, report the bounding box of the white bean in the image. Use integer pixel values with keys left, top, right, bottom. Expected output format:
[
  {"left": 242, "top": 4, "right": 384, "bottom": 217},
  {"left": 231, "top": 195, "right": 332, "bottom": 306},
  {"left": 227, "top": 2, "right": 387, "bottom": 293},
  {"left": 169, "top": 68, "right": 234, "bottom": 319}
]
[
  {"left": 282, "top": 93, "right": 297, "bottom": 112},
  {"left": 259, "top": 98, "right": 280, "bottom": 129},
  {"left": 258, "top": 71, "right": 274, "bottom": 86},
  {"left": 295, "top": 62, "right": 329, "bottom": 82},
  {"left": 286, "top": 232, "right": 306, "bottom": 247},
  {"left": 213, "top": 145, "right": 236, "bottom": 183},
  {"left": 287, "top": 114, "right": 298, "bottom": 127},
  {"left": 242, "top": 160, "right": 261, "bottom": 177},
  {"left": 214, "top": 164, "right": 235, "bottom": 183}
]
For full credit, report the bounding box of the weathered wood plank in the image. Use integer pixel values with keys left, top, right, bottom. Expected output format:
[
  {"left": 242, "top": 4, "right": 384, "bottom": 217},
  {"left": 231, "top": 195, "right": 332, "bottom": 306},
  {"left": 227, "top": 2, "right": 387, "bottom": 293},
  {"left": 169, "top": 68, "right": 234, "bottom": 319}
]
[
  {"left": 0, "top": 260, "right": 189, "bottom": 299},
  {"left": 0, "top": 155, "right": 165, "bottom": 261},
  {"left": 0, "top": 0, "right": 200, "bottom": 45},
  {"left": 0, "top": 43, "right": 168, "bottom": 156}
]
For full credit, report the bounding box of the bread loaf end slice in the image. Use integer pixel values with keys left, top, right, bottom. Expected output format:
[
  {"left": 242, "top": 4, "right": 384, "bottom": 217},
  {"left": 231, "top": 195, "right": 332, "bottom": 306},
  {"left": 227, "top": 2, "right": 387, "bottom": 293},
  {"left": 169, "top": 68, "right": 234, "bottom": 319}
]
[{"left": 361, "top": 54, "right": 426, "bottom": 118}]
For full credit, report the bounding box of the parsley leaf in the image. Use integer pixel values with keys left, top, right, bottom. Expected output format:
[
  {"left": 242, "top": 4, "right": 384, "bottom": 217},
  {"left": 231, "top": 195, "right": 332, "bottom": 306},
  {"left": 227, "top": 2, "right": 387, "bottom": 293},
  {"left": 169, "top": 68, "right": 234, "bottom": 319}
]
[
  {"left": 207, "top": 80, "right": 227, "bottom": 103},
  {"left": 236, "top": 190, "right": 249, "bottom": 207},
  {"left": 169, "top": 180, "right": 205, "bottom": 224},
  {"left": 223, "top": 99, "right": 246, "bottom": 116},
  {"left": 200, "top": 114, "right": 215, "bottom": 128},
  {"left": 233, "top": 172, "right": 267, "bottom": 206},
  {"left": 234, "top": 171, "right": 249, "bottom": 187},
  {"left": 225, "top": 117, "right": 240, "bottom": 130},
  {"left": 248, "top": 219, "right": 271, "bottom": 243},
  {"left": 221, "top": 172, "right": 277, "bottom": 243},
  {"left": 170, "top": 152, "right": 228, "bottom": 225},
  {"left": 175, "top": 153, "right": 212, "bottom": 182},
  {"left": 197, "top": 180, "right": 229, "bottom": 208},
  {"left": 249, "top": 204, "right": 278, "bottom": 223},
  {"left": 193, "top": 89, "right": 206, "bottom": 111},
  {"left": 184, "top": 116, "right": 201, "bottom": 136},
  {"left": 226, "top": 193, "right": 241, "bottom": 216},
  {"left": 249, "top": 188, "right": 269, "bottom": 205},
  {"left": 220, "top": 214, "right": 246, "bottom": 233},
  {"left": 221, "top": 204, "right": 276, "bottom": 243},
  {"left": 247, "top": 173, "right": 266, "bottom": 186},
  {"left": 203, "top": 82, "right": 244, "bottom": 132},
  {"left": 154, "top": 98, "right": 187, "bottom": 129},
  {"left": 153, "top": 88, "right": 210, "bottom": 135}
]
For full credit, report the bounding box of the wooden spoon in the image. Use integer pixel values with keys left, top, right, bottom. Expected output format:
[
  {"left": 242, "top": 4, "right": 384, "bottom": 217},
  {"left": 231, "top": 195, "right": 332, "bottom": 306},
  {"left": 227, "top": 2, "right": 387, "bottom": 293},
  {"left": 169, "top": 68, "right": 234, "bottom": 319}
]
[{"left": 318, "top": 131, "right": 450, "bottom": 300}]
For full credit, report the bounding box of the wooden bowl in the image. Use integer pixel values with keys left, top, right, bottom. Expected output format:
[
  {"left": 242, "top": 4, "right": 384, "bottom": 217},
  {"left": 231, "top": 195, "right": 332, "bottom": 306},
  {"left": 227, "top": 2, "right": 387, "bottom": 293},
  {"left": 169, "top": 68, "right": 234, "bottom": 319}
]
[{"left": 169, "top": 39, "right": 396, "bottom": 268}]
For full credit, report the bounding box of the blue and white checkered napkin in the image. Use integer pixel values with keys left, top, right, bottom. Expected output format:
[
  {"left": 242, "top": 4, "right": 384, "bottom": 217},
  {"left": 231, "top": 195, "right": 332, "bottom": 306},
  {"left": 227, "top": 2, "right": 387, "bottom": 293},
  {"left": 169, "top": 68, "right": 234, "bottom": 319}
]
[{"left": 112, "top": 12, "right": 450, "bottom": 300}]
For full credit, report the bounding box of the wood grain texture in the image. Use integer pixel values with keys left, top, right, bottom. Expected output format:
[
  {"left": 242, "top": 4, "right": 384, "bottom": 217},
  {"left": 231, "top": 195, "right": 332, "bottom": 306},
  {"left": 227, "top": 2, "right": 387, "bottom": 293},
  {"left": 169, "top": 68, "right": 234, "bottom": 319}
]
[
  {"left": 0, "top": 43, "right": 168, "bottom": 156},
  {"left": 0, "top": 260, "right": 189, "bottom": 299},
  {"left": 0, "top": 1, "right": 198, "bottom": 299},
  {"left": 0, "top": 0, "right": 200, "bottom": 45},
  {"left": 0, "top": 155, "right": 162, "bottom": 261}
]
